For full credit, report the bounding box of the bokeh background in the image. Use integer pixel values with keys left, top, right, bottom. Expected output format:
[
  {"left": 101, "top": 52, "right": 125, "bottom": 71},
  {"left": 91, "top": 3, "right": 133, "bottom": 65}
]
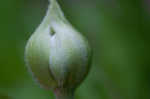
[{"left": 0, "top": 0, "right": 150, "bottom": 99}]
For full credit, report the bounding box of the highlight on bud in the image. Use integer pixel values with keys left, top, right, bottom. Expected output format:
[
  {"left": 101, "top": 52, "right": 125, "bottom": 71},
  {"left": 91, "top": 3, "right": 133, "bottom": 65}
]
[{"left": 25, "top": 0, "right": 92, "bottom": 92}]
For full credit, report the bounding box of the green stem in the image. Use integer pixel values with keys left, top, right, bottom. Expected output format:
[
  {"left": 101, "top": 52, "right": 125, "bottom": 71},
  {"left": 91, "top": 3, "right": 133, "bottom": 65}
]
[{"left": 54, "top": 88, "right": 74, "bottom": 99}]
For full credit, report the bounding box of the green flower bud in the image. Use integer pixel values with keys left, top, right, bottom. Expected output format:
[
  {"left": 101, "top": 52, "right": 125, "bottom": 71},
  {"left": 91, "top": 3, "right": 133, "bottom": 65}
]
[{"left": 25, "top": 0, "right": 92, "bottom": 98}]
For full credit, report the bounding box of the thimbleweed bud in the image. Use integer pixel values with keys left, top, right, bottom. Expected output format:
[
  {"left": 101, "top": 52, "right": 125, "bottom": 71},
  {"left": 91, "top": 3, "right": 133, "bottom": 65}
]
[{"left": 25, "top": 0, "right": 92, "bottom": 98}]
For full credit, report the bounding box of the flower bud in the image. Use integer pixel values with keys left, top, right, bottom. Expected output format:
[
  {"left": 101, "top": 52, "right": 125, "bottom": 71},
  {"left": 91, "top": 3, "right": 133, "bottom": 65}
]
[{"left": 25, "top": 0, "right": 92, "bottom": 91}]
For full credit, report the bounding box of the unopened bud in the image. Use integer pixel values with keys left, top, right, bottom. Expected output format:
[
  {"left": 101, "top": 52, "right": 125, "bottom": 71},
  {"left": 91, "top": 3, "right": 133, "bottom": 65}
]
[{"left": 25, "top": 0, "right": 92, "bottom": 98}]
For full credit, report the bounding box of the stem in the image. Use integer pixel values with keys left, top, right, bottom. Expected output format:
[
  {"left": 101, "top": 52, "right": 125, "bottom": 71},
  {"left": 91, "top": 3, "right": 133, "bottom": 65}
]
[{"left": 54, "top": 88, "right": 74, "bottom": 99}]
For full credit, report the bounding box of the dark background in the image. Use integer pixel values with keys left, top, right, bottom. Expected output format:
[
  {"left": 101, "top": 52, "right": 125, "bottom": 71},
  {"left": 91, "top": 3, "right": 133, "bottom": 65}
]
[{"left": 0, "top": 0, "right": 150, "bottom": 99}]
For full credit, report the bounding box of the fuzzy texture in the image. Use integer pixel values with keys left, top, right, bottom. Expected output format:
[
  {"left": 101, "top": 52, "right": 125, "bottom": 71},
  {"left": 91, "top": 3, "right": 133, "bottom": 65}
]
[{"left": 25, "top": 0, "right": 92, "bottom": 91}]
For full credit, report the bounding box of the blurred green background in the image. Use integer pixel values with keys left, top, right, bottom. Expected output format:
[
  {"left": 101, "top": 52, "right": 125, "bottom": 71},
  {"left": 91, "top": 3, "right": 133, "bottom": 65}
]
[{"left": 0, "top": 0, "right": 150, "bottom": 99}]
